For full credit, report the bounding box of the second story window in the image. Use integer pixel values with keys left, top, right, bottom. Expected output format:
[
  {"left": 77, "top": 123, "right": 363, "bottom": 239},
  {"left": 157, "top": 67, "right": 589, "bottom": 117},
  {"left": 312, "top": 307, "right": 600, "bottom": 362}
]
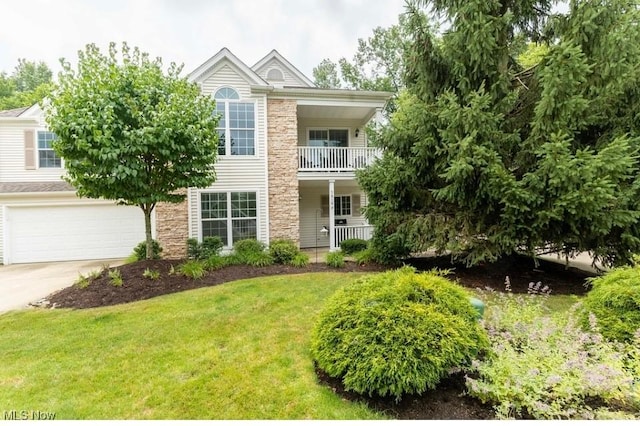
[
  {"left": 214, "top": 87, "right": 255, "bottom": 156},
  {"left": 38, "top": 131, "right": 61, "bottom": 168}
]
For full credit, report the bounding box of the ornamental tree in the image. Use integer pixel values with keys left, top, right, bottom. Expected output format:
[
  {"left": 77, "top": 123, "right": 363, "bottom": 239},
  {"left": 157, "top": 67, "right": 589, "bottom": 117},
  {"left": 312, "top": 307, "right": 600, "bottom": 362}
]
[
  {"left": 359, "top": 0, "right": 640, "bottom": 267},
  {"left": 44, "top": 42, "right": 219, "bottom": 259}
]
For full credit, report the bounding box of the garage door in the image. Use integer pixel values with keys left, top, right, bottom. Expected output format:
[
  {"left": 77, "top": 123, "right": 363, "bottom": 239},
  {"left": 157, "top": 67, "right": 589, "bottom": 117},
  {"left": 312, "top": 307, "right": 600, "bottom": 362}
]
[{"left": 7, "top": 204, "right": 146, "bottom": 263}]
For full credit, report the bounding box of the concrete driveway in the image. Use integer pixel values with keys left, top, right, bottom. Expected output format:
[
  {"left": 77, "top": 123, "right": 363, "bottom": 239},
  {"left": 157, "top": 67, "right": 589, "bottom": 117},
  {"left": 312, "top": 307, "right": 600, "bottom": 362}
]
[{"left": 0, "top": 259, "right": 124, "bottom": 314}]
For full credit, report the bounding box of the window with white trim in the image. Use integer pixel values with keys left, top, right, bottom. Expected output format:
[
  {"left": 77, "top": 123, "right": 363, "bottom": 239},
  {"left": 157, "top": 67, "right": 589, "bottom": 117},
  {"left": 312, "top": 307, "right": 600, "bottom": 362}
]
[
  {"left": 201, "top": 191, "right": 257, "bottom": 246},
  {"left": 308, "top": 129, "right": 348, "bottom": 147},
  {"left": 38, "top": 131, "right": 61, "bottom": 168},
  {"left": 334, "top": 195, "right": 351, "bottom": 216},
  {"left": 214, "top": 88, "right": 255, "bottom": 156}
]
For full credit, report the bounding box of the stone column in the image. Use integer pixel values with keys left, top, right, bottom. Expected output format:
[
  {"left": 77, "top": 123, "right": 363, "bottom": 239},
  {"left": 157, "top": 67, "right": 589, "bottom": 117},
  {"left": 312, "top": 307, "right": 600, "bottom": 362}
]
[
  {"left": 155, "top": 189, "right": 189, "bottom": 259},
  {"left": 267, "top": 99, "right": 300, "bottom": 245}
]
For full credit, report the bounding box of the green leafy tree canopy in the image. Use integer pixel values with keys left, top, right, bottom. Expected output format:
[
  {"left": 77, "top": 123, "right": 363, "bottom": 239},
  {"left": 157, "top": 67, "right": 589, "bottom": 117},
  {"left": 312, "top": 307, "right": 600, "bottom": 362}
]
[
  {"left": 44, "top": 42, "right": 219, "bottom": 259},
  {"left": 359, "top": 0, "right": 640, "bottom": 267},
  {"left": 0, "top": 59, "right": 53, "bottom": 110}
]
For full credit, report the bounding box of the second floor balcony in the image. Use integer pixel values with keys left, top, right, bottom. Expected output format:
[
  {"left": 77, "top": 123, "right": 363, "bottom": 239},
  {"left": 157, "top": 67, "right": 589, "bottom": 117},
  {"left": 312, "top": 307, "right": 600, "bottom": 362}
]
[{"left": 298, "top": 146, "right": 382, "bottom": 173}]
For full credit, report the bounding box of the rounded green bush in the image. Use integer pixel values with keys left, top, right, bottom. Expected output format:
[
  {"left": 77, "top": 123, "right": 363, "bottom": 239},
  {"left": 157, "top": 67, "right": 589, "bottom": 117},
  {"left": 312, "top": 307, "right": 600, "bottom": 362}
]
[
  {"left": 268, "top": 239, "right": 299, "bottom": 264},
  {"left": 582, "top": 265, "right": 640, "bottom": 342},
  {"left": 340, "top": 238, "right": 369, "bottom": 255},
  {"left": 233, "top": 239, "right": 266, "bottom": 258},
  {"left": 311, "top": 266, "right": 489, "bottom": 400}
]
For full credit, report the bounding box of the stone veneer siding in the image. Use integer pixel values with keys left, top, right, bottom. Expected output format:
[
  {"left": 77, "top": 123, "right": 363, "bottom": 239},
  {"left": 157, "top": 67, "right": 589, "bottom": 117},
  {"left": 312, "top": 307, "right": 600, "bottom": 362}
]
[
  {"left": 267, "top": 99, "right": 300, "bottom": 245},
  {"left": 155, "top": 190, "right": 189, "bottom": 259}
]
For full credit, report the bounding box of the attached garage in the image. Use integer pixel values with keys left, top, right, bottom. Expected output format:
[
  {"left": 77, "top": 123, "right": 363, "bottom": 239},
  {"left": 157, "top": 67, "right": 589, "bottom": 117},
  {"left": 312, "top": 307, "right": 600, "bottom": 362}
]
[{"left": 4, "top": 203, "right": 146, "bottom": 264}]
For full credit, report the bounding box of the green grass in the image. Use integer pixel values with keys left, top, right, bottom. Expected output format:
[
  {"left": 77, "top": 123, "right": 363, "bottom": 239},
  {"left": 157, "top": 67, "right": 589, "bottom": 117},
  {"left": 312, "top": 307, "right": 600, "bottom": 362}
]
[{"left": 0, "top": 273, "right": 383, "bottom": 420}]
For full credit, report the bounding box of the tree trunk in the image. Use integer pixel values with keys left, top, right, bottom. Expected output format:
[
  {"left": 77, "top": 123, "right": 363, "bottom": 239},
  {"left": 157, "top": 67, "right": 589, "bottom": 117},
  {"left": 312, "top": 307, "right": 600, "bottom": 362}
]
[{"left": 143, "top": 204, "right": 154, "bottom": 260}]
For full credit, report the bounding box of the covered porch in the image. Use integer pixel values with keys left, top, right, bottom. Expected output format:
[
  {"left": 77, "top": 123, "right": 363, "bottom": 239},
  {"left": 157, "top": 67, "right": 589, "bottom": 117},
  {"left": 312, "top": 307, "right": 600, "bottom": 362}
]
[{"left": 298, "top": 178, "right": 373, "bottom": 251}]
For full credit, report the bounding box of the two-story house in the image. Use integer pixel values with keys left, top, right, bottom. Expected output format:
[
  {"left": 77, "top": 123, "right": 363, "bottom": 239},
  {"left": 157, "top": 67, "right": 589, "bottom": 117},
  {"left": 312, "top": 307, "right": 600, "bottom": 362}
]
[{"left": 0, "top": 48, "right": 391, "bottom": 264}]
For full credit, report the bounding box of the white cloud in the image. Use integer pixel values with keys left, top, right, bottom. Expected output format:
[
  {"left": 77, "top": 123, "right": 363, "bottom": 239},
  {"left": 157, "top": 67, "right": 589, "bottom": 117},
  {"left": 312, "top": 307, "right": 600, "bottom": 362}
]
[{"left": 0, "top": 0, "right": 406, "bottom": 79}]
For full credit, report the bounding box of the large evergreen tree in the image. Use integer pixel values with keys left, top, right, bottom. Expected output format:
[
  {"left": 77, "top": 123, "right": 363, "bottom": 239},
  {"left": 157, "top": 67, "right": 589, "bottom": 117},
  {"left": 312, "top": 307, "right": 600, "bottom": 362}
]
[{"left": 359, "top": 0, "right": 640, "bottom": 267}]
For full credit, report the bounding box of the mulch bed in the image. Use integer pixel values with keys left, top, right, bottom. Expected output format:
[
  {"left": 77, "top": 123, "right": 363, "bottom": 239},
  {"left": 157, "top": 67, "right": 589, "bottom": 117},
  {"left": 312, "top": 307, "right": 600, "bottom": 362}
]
[{"left": 41, "top": 253, "right": 596, "bottom": 420}]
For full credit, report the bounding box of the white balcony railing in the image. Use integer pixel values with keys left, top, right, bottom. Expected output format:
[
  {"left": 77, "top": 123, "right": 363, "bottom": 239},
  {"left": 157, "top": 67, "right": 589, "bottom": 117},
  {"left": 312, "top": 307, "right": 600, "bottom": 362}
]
[
  {"left": 334, "top": 225, "right": 374, "bottom": 248},
  {"left": 298, "top": 147, "right": 382, "bottom": 172}
]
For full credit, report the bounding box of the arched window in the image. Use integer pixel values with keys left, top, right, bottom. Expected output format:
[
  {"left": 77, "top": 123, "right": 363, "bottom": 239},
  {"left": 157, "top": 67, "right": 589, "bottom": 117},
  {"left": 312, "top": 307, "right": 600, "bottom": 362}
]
[
  {"left": 214, "top": 87, "right": 255, "bottom": 156},
  {"left": 266, "top": 68, "right": 284, "bottom": 81}
]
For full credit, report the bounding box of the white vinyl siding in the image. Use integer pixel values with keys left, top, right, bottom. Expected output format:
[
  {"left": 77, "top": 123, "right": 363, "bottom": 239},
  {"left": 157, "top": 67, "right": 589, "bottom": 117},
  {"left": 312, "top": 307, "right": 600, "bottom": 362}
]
[
  {"left": 298, "top": 184, "right": 368, "bottom": 248},
  {"left": 254, "top": 58, "right": 310, "bottom": 87},
  {"left": 194, "top": 61, "right": 269, "bottom": 246},
  {"left": 0, "top": 120, "right": 66, "bottom": 182},
  {"left": 297, "top": 117, "right": 366, "bottom": 148},
  {"left": 0, "top": 206, "right": 4, "bottom": 263}
]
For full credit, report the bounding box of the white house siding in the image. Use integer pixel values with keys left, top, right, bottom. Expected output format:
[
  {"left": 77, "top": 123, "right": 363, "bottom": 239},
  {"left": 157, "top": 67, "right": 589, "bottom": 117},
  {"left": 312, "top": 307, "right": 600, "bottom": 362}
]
[
  {"left": 0, "top": 120, "right": 66, "bottom": 182},
  {"left": 299, "top": 183, "right": 368, "bottom": 248},
  {"left": 297, "top": 117, "right": 366, "bottom": 147},
  {"left": 254, "top": 58, "right": 308, "bottom": 87},
  {"left": 0, "top": 206, "right": 4, "bottom": 263},
  {"left": 191, "top": 63, "right": 269, "bottom": 247}
]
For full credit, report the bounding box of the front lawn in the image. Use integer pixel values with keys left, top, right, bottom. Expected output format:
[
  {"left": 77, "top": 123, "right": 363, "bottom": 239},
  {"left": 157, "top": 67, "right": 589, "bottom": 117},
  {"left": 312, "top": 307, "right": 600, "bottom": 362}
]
[{"left": 0, "top": 273, "right": 382, "bottom": 420}]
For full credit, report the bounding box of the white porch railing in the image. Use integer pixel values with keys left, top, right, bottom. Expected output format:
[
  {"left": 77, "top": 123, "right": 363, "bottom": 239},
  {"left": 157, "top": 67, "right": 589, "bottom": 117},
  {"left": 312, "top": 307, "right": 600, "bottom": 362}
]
[
  {"left": 334, "top": 225, "right": 374, "bottom": 249},
  {"left": 298, "top": 147, "right": 382, "bottom": 172}
]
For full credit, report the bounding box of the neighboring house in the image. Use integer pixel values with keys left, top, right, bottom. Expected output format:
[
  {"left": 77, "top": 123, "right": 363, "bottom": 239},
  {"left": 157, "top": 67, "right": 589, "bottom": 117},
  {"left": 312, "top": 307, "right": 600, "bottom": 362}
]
[
  {"left": 0, "top": 106, "right": 147, "bottom": 264},
  {"left": 0, "top": 48, "right": 391, "bottom": 264}
]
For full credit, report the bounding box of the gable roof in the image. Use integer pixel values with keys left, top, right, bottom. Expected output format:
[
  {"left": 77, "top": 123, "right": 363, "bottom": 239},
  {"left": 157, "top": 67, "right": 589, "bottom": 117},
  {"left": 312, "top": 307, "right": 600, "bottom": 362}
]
[
  {"left": 187, "top": 48, "right": 268, "bottom": 86},
  {"left": 252, "top": 49, "right": 315, "bottom": 87},
  {"left": 0, "top": 106, "right": 29, "bottom": 117}
]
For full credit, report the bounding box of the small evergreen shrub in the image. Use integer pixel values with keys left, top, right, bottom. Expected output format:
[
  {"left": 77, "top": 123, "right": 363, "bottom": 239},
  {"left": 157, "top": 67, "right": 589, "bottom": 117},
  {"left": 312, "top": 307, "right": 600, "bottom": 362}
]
[
  {"left": 325, "top": 251, "right": 345, "bottom": 268},
  {"left": 269, "top": 239, "right": 300, "bottom": 264},
  {"left": 178, "top": 260, "right": 206, "bottom": 280},
  {"left": 132, "top": 239, "right": 163, "bottom": 261},
  {"left": 311, "top": 267, "right": 488, "bottom": 400},
  {"left": 581, "top": 265, "right": 640, "bottom": 342},
  {"left": 340, "top": 238, "right": 369, "bottom": 255},
  {"left": 291, "top": 252, "right": 310, "bottom": 267},
  {"left": 187, "top": 236, "right": 223, "bottom": 260}
]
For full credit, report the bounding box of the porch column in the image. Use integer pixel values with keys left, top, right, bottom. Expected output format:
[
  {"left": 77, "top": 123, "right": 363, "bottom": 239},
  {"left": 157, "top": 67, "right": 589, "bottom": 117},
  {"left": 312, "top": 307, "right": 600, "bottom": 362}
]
[{"left": 329, "top": 179, "right": 336, "bottom": 251}]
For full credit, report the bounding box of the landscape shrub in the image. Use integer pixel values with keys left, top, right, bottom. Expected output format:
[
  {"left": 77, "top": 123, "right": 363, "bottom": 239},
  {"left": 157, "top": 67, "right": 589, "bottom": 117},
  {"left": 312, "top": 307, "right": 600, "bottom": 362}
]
[
  {"left": 187, "top": 236, "right": 223, "bottom": 260},
  {"left": 233, "top": 238, "right": 266, "bottom": 261},
  {"left": 581, "top": 265, "right": 640, "bottom": 342},
  {"left": 204, "top": 254, "right": 227, "bottom": 271},
  {"left": 178, "top": 260, "right": 206, "bottom": 280},
  {"left": 311, "top": 267, "right": 488, "bottom": 400},
  {"left": 108, "top": 268, "right": 123, "bottom": 287},
  {"left": 244, "top": 251, "right": 274, "bottom": 267},
  {"left": 132, "top": 239, "right": 163, "bottom": 261},
  {"left": 268, "top": 239, "right": 300, "bottom": 264},
  {"left": 467, "top": 287, "right": 637, "bottom": 419},
  {"left": 142, "top": 268, "right": 160, "bottom": 280},
  {"left": 353, "top": 247, "right": 375, "bottom": 265},
  {"left": 340, "top": 238, "right": 369, "bottom": 255},
  {"left": 291, "top": 252, "right": 310, "bottom": 267},
  {"left": 325, "top": 251, "right": 345, "bottom": 268}
]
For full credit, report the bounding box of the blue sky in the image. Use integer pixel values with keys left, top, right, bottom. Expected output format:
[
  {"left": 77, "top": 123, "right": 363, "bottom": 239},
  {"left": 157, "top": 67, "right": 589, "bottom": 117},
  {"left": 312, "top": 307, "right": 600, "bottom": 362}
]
[{"left": 0, "top": 0, "right": 407, "bottom": 80}]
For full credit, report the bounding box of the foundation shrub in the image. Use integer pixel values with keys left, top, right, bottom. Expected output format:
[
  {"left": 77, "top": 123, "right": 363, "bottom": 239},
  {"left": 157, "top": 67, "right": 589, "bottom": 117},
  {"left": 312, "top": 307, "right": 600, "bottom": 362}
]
[{"left": 311, "top": 266, "right": 488, "bottom": 400}]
